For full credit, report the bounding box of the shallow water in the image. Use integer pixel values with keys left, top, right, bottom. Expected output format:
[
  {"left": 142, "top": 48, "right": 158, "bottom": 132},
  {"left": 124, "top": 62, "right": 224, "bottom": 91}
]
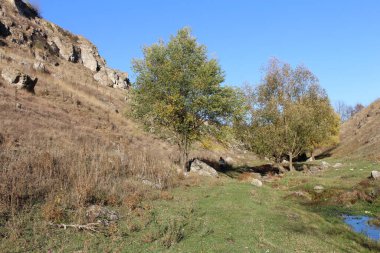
[{"left": 343, "top": 215, "right": 380, "bottom": 241}]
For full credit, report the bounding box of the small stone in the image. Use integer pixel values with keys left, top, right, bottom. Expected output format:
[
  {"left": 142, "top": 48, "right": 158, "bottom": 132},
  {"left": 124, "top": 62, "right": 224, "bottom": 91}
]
[
  {"left": 333, "top": 163, "right": 343, "bottom": 168},
  {"left": 321, "top": 161, "right": 330, "bottom": 169},
  {"left": 291, "top": 191, "right": 312, "bottom": 201},
  {"left": 225, "top": 157, "right": 234, "bottom": 164},
  {"left": 314, "top": 185, "right": 325, "bottom": 193},
  {"left": 251, "top": 178, "right": 263, "bottom": 187},
  {"left": 33, "top": 61, "right": 46, "bottom": 72}
]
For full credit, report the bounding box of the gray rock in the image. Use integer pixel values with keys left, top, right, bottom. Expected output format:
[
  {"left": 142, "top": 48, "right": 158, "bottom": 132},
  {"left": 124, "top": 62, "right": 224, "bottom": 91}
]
[
  {"left": 333, "top": 163, "right": 343, "bottom": 168},
  {"left": 107, "top": 68, "right": 129, "bottom": 89},
  {"left": 86, "top": 205, "right": 119, "bottom": 223},
  {"left": 225, "top": 157, "right": 234, "bottom": 164},
  {"left": 309, "top": 166, "right": 321, "bottom": 173},
  {"left": 251, "top": 178, "right": 263, "bottom": 187},
  {"left": 94, "top": 69, "right": 113, "bottom": 87},
  {"left": 190, "top": 159, "right": 219, "bottom": 177},
  {"left": 80, "top": 42, "right": 100, "bottom": 72},
  {"left": 142, "top": 179, "right": 163, "bottom": 189},
  {"left": 94, "top": 67, "right": 129, "bottom": 89},
  {"left": 321, "top": 161, "right": 330, "bottom": 169},
  {"left": 291, "top": 191, "right": 312, "bottom": 201},
  {"left": 282, "top": 159, "right": 289, "bottom": 165},
  {"left": 314, "top": 185, "right": 325, "bottom": 193},
  {"left": 306, "top": 157, "right": 314, "bottom": 162},
  {"left": 33, "top": 61, "right": 46, "bottom": 72},
  {"left": 371, "top": 171, "right": 380, "bottom": 180},
  {"left": 51, "top": 36, "right": 81, "bottom": 63},
  {"left": 1, "top": 68, "right": 37, "bottom": 92}
]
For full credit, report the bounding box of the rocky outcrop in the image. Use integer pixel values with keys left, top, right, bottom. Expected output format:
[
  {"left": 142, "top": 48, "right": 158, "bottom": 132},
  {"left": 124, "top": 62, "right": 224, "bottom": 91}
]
[
  {"left": 1, "top": 67, "right": 37, "bottom": 92},
  {"left": 7, "top": 0, "right": 40, "bottom": 19},
  {"left": 0, "top": 0, "right": 129, "bottom": 89},
  {"left": 94, "top": 67, "right": 130, "bottom": 89}
]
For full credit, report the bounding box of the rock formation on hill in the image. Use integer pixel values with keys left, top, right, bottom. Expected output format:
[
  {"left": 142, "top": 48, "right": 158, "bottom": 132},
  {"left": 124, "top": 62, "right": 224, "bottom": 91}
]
[
  {"left": 333, "top": 99, "right": 380, "bottom": 160},
  {"left": 0, "top": 0, "right": 130, "bottom": 89}
]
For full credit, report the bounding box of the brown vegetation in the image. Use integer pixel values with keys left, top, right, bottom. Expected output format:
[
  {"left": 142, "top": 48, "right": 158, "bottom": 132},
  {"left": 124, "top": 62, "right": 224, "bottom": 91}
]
[
  {"left": 333, "top": 99, "right": 380, "bottom": 160},
  {"left": 0, "top": 46, "right": 180, "bottom": 226}
]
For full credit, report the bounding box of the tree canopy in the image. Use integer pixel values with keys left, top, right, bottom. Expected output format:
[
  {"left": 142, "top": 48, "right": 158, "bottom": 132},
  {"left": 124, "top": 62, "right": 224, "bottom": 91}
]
[
  {"left": 131, "top": 28, "right": 241, "bottom": 169},
  {"left": 236, "top": 58, "right": 340, "bottom": 170}
]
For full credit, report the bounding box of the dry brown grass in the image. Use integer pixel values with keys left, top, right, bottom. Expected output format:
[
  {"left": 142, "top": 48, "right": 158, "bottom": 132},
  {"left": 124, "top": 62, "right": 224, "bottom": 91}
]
[
  {"left": 0, "top": 46, "right": 179, "bottom": 225},
  {"left": 333, "top": 99, "right": 380, "bottom": 160}
]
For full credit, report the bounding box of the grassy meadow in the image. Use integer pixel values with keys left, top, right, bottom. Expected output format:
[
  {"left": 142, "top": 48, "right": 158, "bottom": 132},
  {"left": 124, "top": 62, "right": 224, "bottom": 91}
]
[{"left": 2, "top": 158, "right": 380, "bottom": 253}]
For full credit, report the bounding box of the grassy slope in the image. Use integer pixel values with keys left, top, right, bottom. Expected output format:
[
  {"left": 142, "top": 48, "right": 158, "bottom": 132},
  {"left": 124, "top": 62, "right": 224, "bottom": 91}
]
[{"left": 2, "top": 158, "right": 379, "bottom": 253}]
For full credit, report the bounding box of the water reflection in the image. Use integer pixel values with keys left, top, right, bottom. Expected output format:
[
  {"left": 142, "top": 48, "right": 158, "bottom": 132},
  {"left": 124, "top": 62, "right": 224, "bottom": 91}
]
[{"left": 343, "top": 215, "right": 380, "bottom": 241}]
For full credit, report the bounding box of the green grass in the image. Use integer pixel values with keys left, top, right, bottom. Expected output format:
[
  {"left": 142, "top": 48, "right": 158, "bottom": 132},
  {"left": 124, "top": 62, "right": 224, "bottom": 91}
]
[{"left": 1, "top": 159, "right": 380, "bottom": 252}]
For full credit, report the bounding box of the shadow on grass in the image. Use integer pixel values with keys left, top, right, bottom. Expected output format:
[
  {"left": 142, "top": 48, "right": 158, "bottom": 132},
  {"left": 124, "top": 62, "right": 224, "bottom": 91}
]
[{"left": 197, "top": 157, "right": 289, "bottom": 178}]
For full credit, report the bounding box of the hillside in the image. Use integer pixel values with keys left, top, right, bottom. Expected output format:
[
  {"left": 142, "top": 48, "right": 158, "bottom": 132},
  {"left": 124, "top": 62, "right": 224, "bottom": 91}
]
[
  {"left": 333, "top": 99, "right": 380, "bottom": 161},
  {"left": 0, "top": 0, "right": 249, "bottom": 220}
]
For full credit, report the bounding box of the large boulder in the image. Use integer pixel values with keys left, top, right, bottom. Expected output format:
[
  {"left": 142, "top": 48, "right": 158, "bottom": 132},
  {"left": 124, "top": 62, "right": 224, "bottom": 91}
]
[
  {"left": 190, "top": 159, "right": 219, "bottom": 177},
  {"left": 1, "top": 68, "right": 37, "bottom": 92}
]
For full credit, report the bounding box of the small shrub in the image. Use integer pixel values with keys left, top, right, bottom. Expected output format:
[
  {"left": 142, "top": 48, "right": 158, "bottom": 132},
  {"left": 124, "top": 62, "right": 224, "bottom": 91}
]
[{"left": 160, "top": 218, "right": 185, "bottom": 248}]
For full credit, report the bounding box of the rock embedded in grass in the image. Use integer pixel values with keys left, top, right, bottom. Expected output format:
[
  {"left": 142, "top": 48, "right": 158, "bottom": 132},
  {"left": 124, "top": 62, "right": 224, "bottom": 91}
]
[
  {"left": 314, "top": 185, "right": 325, "bottom": 193},
  {"left": 86, "top": 205, "right": 119, "bottom": 223},
  {"left": 251, "top": 178, "right": 263, "bottom": 187},
  {"left": 371, "top": 170, "right": 380, "bottom": 180},
  {"left": 321, "top": 161, "right": 330, "bottom": 169}
]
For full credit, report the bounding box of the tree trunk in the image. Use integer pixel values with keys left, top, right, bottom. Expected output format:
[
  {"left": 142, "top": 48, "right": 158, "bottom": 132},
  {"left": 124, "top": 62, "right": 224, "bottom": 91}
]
[
  {"left": 179, "top": 135, "right": 190, "bottom": 172},
  {"left": 289, "top": 152, "right": 294, "bottom": 171}
]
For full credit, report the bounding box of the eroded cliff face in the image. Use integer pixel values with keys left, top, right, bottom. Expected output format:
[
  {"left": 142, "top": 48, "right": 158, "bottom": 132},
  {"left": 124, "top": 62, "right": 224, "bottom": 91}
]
[{"left": 0, "top": 0, "right": 130, "bottom": 89}]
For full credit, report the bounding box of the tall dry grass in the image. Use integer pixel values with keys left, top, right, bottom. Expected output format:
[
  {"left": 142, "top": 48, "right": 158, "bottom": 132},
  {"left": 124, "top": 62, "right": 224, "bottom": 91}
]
[
  {"left": 0, "top": 138, "right": 177, "bottom": 221},
  {"left": 0, "top": 46, "right": 179, "bottom": 224}
]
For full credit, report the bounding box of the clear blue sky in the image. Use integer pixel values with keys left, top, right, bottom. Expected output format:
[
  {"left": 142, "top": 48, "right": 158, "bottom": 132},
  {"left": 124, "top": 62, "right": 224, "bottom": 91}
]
[{"left": 35, "top": 0, "right": 379, "bottom": 106}]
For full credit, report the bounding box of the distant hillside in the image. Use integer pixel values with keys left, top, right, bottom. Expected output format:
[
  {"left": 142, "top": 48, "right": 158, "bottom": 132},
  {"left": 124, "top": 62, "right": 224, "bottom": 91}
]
[{"left": 333, "top": 99, "right": 380, "bottom": 160}]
